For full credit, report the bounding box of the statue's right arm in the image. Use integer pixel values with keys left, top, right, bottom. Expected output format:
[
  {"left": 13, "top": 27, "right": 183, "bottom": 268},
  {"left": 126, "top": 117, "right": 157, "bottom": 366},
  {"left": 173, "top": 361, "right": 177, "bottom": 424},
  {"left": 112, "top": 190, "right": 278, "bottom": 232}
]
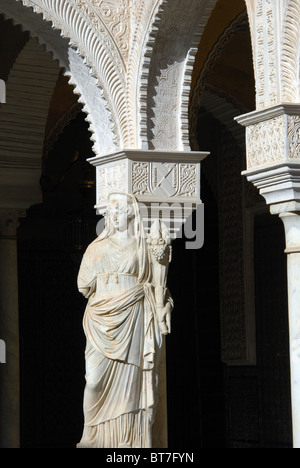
[{"left": 77, "top": 245, "right": 97, "bottom": 298}]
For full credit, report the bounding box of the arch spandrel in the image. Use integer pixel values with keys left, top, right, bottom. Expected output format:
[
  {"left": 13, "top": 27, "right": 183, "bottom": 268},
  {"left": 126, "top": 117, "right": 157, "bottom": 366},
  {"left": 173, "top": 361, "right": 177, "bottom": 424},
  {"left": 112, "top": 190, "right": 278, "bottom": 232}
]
[
  {"left": 139, "top": 0, "right": 219, "bottom": 152},
  {"left": 244, "top": 0, "right": 300, "bottom": 109}
]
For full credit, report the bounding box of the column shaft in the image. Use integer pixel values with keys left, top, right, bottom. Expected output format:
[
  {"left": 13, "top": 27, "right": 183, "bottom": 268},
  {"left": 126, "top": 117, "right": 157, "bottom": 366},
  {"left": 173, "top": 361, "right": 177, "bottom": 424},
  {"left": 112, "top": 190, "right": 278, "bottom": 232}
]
[
  {"left": 287, "top": 252, "right": 300, "bottom": 447},
  {"left": 280, "top": 212, "right": 300, "bottom": 448}
]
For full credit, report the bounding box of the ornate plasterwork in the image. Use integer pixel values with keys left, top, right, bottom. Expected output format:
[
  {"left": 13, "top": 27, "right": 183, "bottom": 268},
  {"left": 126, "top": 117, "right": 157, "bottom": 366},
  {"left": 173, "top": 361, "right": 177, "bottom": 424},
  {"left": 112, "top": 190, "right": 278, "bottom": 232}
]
[
  {"left": 142, "top": 0, "right": 217, "bottom": 151},
  {"left": 75, "top": 0, "right": 131, "bottom": 66},
  {"left": 288, "top": 115, "right": 300, "bottom": 159},
  {"left": 16, "top": 0, "right": 130, "bottom": 147},
  {"left": 246, "top": 116, "right": 286, "bottom": 169},
  {"left": 0, "top": 0, "right": 117, "bottom": 156},
  {"left": 245, "top": 0, "right": 300, "bottom": 108},
  {"left": 11, "top": 0, "right": 166, "bottom": 150},
  {"left": 88, "top": 148, "right": 207, "bottom": 200},
  {"left": 4, "top": 0, "right": 221, "bottom": 153},
  {"left": 281, "top": 0, "right": 300, "bottom": 102},
  {"left": 94, "top": 152, "right": 204, "bottom": 206},
  {"left": 131, "top": 162, "right": 198, "bottom": 198},
  {"left": 237, "top": 105, "right": 300, "bottom": 170},
  {"left": 254, "top": 0, "right": 278, "bottom": 109},
  {"left": 89, "top": 149, "right": 207, "bottom": 240}
]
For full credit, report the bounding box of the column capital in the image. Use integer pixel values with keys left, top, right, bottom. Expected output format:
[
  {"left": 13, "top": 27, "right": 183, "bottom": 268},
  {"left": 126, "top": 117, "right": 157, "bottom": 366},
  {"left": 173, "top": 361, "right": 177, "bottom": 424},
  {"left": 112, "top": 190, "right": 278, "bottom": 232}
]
[
  {"left": 0, "top": 208, "right": 26, "bottom": 239},
  {"left": 236, "top": 104, "right": 300, "bottom": 208},
  {"left": 88, "top": 149, "right": 208, "bottom": 239},
  {"left": 236, "top": 103, "right": 300, "bottom": 172}
]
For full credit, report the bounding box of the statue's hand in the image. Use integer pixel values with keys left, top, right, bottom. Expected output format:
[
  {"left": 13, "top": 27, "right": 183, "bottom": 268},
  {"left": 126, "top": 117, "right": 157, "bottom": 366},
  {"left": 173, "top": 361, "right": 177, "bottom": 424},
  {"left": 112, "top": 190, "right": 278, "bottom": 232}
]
[{"left": 156, "top": 302, "right": 172, "bottom": 335}]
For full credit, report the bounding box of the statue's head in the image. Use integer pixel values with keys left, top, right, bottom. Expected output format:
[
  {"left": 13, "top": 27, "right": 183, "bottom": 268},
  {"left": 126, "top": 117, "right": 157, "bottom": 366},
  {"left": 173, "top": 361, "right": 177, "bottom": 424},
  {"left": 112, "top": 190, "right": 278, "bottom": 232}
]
[{"left": 107, "top": 192, "right": 135, "bottom": 233}]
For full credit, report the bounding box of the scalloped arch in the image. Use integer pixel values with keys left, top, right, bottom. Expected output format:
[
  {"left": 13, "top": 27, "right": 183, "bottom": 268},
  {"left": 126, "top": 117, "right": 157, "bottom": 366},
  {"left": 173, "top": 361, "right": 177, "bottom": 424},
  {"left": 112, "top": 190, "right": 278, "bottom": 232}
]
[
  {"left": 0, "top": 0, "right": 118, "bottom": 156},
  {"left": 0, "top": 36, "right": 60, "bottom": 166},
  {"left": 189, "top": 10, "right": 249, "bottom": 150},
  {"left": 139, "top": 0, "right": 218, "bottom": 152},
  {"left": 14, "top": 0, "right": 130, "bottom": 148}
]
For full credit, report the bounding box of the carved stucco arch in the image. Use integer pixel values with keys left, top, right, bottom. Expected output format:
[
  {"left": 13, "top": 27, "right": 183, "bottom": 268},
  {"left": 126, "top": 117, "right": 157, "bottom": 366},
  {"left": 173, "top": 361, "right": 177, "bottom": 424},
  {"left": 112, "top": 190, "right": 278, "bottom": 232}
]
[
  {"left": 1, "top": 0, "right": 248, "bottom": 155},
  {"left": 0, "top": 0, "right": 117, "bottom": 157},
  {"left": 9, "top": 0, "right": 165, "bottom": 150},
  {"left": 140, "top": 0, "right": 218, "bottom": 152},
  {"left": 282, "top": 0, "right": 300, "bottom": 102}
]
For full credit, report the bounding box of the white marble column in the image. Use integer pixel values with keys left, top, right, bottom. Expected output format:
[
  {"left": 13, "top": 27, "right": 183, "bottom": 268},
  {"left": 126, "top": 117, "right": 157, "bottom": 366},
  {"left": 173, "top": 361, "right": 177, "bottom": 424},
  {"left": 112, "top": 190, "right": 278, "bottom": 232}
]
[
  {"left": 0, "top": 209, "right": 24, "bottom": 448},
  {"left": 278, "top": 211, "right": 300, "bottom": 448}
]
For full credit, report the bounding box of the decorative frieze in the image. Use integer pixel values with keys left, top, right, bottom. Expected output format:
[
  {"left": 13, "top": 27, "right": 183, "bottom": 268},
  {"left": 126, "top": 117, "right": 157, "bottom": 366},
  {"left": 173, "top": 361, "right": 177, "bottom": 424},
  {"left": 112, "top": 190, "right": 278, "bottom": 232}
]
[
  {"left": 236, "top": 104, "right": 300, "bottom": 170},
  {"left": 245, "top": 115, "right": 286, "bottom": 169},
  {"left": 288, "top": 115, "right": 300, "bottom": 159},
  {"left": 90, "top": 150, "right": 205, "bottom": 202}
]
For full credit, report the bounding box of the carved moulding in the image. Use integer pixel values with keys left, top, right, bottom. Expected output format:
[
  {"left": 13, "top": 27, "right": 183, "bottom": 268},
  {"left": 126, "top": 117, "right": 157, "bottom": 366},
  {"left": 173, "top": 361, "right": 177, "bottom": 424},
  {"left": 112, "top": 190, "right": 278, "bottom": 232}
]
[
  {"left": 245, "top": 0, "right": 280, "bottom": 110},
  {"left": 236, "top": 104, "right": 300, "bottom": 207},
  {"left": 87, "top": 150, "right": 208, "bottom": 239}
]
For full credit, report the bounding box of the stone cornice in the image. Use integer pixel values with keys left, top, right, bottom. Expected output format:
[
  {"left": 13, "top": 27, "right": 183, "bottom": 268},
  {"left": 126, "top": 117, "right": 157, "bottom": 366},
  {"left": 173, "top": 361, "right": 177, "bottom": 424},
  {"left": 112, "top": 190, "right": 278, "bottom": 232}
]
[
  {"left": 242, "top": 161, "right": 300, "bottom": 206},
  {"left": 235, "top": 103, "right": 300, "bottom": 127},
  {"left": 87, "top": 149, "right": 208, "bottom": 166}
]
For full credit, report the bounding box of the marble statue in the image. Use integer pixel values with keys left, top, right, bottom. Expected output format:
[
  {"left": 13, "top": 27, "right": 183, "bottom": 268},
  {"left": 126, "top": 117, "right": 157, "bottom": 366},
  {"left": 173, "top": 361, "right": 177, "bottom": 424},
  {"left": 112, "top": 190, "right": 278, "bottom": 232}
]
[{"left": 77, "top": 192, "right": 173, "bottom": 448}]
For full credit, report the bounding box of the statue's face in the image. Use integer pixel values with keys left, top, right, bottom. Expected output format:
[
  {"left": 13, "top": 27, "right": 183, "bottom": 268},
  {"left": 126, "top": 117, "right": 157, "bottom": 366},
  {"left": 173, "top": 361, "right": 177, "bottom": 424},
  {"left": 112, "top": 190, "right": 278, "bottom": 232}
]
[{"left": 109, "top": 203, "right": 130, "bottom": 232}]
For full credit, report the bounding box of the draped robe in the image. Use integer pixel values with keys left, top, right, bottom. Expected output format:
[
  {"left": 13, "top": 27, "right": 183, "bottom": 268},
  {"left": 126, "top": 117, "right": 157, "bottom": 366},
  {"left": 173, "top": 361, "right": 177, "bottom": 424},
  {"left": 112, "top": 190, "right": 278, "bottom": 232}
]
[{"left": 77, "top": 236, "right": 162, "bottom": 448}]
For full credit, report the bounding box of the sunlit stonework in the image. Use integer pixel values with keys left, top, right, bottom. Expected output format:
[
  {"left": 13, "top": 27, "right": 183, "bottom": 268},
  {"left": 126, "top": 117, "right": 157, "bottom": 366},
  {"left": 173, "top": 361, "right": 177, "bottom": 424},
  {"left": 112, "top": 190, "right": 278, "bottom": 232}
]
[{"left": 2, "top": 0, "right": 300, "bottom": 450}]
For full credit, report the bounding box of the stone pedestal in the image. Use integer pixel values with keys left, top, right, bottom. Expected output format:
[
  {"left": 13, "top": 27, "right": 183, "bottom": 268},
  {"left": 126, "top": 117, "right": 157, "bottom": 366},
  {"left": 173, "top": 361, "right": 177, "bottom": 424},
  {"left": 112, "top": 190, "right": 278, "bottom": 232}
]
[{"left": 0, "top": 209, "right": 24, "bottom": 448}]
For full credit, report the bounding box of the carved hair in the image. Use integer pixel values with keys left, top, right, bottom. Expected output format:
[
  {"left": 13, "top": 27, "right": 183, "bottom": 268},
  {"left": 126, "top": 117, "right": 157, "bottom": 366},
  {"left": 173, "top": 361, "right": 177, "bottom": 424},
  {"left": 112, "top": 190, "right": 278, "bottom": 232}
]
[{"left": 107, "top": 197, "right": 135, "bottom": 220}]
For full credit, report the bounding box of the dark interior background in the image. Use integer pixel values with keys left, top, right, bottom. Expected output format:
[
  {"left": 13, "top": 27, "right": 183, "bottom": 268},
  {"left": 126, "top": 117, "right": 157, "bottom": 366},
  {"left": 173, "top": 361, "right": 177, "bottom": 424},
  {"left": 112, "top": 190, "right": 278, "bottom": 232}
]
[{"left": 3, "top": 1, "right": 291, "bottom": 449}]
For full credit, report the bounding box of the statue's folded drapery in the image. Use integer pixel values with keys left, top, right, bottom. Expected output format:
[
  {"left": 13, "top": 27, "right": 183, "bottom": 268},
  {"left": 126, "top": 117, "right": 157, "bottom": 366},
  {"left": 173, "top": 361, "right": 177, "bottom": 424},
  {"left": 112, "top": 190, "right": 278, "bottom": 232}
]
[{"left": 77, "top": 230, "right": 162, "bottom": 448}]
